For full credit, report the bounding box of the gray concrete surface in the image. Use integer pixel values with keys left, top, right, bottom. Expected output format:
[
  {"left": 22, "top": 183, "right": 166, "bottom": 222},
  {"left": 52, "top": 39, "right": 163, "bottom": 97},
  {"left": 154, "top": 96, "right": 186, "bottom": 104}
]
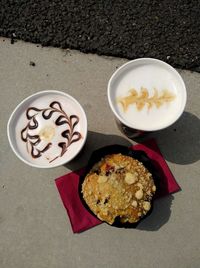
[{"left": 0, "top": 37, "right": 200, "bottom": 268}]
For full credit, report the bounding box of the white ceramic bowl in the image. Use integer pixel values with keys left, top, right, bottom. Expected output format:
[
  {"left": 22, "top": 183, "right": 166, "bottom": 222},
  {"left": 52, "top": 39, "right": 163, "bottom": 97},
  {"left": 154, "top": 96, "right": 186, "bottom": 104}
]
[
  {"left": 107, "top": 58, "right": 187, "bottom": 132},
  {"left": 7, "top": 90, "right": 87, "bottom": 168}
]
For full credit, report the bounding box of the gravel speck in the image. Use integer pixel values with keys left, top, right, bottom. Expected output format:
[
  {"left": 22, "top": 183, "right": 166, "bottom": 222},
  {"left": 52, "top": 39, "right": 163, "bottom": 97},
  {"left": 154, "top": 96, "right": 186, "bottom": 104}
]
[{"left": 29, "top": 61, "right": 36, "bottom": 66}]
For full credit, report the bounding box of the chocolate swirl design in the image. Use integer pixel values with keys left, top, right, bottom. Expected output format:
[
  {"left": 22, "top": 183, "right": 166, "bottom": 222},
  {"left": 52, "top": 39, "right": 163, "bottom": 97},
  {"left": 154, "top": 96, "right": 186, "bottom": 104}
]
[{"left": 21, "top": 101, "right": 82, "bottom": 163}]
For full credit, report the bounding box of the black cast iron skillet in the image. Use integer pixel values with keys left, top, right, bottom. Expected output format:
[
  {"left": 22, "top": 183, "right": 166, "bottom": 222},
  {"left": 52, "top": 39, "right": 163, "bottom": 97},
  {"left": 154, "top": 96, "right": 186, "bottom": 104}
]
[{"left": 79, "top": 145, "right": 160, "bottom": 228}]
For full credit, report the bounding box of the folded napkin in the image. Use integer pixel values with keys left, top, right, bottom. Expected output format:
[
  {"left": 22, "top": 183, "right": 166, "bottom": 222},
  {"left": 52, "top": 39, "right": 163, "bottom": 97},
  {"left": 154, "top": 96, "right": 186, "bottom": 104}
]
[{"left": 55, "top": 139, "right": 181, "bottom": 233}]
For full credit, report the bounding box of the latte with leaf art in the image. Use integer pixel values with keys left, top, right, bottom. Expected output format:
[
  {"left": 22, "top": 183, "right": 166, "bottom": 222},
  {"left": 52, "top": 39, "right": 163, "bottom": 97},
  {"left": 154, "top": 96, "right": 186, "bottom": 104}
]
[
  {"left": 21, "top": 101, "right": 82, "bottom": 163},
  {"left": 108, "top": 59, "right": 186, "bottom": 132}
]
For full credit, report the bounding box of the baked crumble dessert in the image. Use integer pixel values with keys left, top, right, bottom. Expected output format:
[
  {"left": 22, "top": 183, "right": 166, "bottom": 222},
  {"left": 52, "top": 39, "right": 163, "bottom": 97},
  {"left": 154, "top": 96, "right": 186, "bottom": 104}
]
[{"left": 81, "top": 153, "right": 156, "bottom": 225}]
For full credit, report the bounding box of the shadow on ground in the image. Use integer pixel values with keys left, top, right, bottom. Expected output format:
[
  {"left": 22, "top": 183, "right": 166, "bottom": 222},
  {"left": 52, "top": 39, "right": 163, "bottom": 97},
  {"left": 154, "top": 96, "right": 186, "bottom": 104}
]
[
  {"left": 65, "top": 131, "right": 131, "bottom": 170},
  {"left": 132, "top": 111, "right": 200, "bottom": 165}
]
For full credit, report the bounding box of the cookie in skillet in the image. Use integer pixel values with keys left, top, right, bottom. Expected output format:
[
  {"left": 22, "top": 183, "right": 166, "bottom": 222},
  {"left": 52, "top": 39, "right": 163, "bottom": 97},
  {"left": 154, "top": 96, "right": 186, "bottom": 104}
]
[{"left": 81, "top": 153, "right": 156, "bottom": 225}]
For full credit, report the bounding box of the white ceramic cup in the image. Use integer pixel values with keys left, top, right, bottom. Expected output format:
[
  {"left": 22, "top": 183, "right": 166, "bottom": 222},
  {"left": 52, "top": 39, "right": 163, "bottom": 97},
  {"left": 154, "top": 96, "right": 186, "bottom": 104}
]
[
  {"left": 107, "top": 58, "right": 187, "bottom": 138},
  {"left": 7, "top": 90, "right": 88, "bottom": 168}
]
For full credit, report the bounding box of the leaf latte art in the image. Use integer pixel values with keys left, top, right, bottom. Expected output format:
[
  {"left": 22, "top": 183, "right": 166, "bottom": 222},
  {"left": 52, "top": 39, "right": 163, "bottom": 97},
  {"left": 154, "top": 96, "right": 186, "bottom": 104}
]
[{"left": 117, "top": 87, "right": 176, "bottom": 112}]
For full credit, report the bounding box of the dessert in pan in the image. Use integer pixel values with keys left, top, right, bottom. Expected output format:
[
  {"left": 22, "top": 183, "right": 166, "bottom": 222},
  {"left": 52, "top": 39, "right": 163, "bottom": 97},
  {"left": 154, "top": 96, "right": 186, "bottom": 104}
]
[{"left": 80, "top": 145, "right": 159, "bottom": 228}]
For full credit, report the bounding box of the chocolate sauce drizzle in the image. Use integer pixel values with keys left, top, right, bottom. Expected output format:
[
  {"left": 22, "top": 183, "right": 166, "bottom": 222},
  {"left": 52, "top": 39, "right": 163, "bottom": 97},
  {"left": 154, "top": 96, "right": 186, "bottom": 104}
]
[{"left": 21, "top": 101, "right": 82, "bottom": 162}]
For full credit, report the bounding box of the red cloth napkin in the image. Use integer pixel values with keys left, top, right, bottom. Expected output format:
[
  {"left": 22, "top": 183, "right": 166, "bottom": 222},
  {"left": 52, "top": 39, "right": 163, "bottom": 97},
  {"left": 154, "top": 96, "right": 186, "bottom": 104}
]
[{"left": 55, "top": 139, "right": 181, "bottom": 233}]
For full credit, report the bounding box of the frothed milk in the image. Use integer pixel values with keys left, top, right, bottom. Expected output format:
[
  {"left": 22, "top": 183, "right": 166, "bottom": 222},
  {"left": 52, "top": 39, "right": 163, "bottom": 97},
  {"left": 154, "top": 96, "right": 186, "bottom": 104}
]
[
  {"left": 13, "top": 92, "right": 87, "bottom": 167},
  {"left": 108, "top": 59, "right": 186, "bottom": 131}
]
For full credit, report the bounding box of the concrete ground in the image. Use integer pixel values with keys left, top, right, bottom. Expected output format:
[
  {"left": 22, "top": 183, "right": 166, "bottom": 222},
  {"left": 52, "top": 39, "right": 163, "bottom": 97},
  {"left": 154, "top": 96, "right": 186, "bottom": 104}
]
[{"left": 0, "top": 37, "right": 200, "bottom": 268}]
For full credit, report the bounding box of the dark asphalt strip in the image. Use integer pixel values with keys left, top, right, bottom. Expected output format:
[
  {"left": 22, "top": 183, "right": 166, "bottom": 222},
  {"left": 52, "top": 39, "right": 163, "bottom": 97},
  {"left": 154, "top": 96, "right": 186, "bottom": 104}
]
[{"left": 0, "top": 0, "right": 200, "bottom": 71}]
